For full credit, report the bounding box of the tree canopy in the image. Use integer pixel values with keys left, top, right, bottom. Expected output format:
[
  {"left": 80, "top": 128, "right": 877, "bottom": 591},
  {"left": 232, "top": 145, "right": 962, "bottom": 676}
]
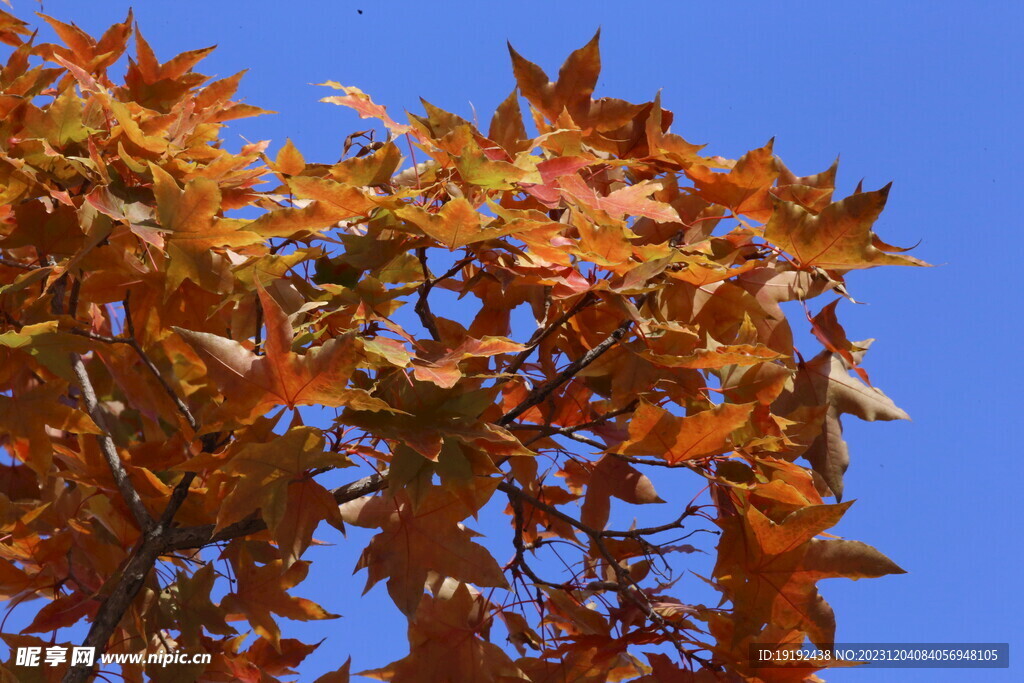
[{"left": 0, "top": 9, "right": 925, "bottom": 682}]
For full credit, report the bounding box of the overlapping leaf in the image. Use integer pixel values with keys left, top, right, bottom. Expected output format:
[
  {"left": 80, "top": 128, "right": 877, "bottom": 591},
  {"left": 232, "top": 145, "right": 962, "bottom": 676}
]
[{"left": 175, "top": 282, "right": 390, "bottom": 420}]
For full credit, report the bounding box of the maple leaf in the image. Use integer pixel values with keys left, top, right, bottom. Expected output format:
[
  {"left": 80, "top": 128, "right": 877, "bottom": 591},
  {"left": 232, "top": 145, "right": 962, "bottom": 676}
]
[
  {"left": 558, "top": 174, "right": 681, "bottom": 223},
  {"left": 411, "top": 335, "right": 524, "bottom": 388},
  {"left": 340, "top": 480, "right": 508, "bottom": 616},
  {"left": 318, "top": 82, "right": 415, "bottom": 138},
  {"left": 359, "top": 580, "right": 528, "bottom": 683},
  {"left": 716, "top": 501, "right": 903, "bottom": 649},
  {"left": 774, "top": 347, "right": 910, "bottom": 500},
  {"left": 0, "top": 15, "right": 922, "bottom": 681},
  {"left": 773, "top": 156, "right": 839, "bottom": 213},
  {"left": 216, "top": 427, "right": 348, "bottom": 566},
  {"left": 643, "top": 340, "right": 784, "bottom": 370},
  {"left": 644, "top": 92, "right": 706, "bottom": 165},
  {"left": 19, "top": 590, "right": 96, "bottom": 633},
  {"left": 764, "top": 185, "right": 930, "bottom": 269},
  {"left": 221, "top": 549, "right": 338, "bottom": 651},
  {"left": 273, "top": 138, "right": 306, "bottom": 176},
  {"left": 313, "top": 658, "right": 352, "bottom": 683},
  {"left": 686, "top": 140, "right": 779, "bottom": 222},
  {"left": 618, "top": 400, "right": 755, "bottom": 464},
  {"left": 0, "top": 321, "right": 95, "bottom": 382},
  {"left": 149, "top": 163, "right": 263, "bottom": 292},
  {"left": 508, "top": 30, "right": 601, "bottom": 122},
  {"left": 488, "top": 89, "right": 529, "bottom": 155},
  {"left": 562, "top": 455, "right": 664, "bottom": 530},
  {"left": 248, "top": 176, "right": 382, "bottom": 239},
  {"left": 174, "top": 281, "right": 391, "bottom": 420},
  {"left": 168, "top": 564, "right": 235, "bottom": 645},
  {"left": 243, "top": 637, "right": 322, "bottom": 678},
  {"left": 396, "top": 199, "right": 543, "bottom": 250},
  {"left": 808, "top": 298, "right": 871, "bottom": 384},
  {"left": 0, "top": 382, "right": 100, "bottom": 478}
]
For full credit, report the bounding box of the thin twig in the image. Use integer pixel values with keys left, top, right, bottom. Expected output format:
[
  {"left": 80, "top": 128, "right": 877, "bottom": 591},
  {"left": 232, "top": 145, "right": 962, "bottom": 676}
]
[
  {"left": 61, "top": 528, "right": 168, "bottom": 683},
  {"left": 253, "top": 290, "right": 263, "bottom": 355},
  {"left": 498, "top": 480, "right": 692, "bottom": 658},
  {"left": 510, "top": 424, "right": 606, "bottom": 449},
  {"left": 68, "top": 277, "right": 81, "bottom": 319},
  {"left": 0, "top": 257, "right": 41, "bottom": 270},
  {"left": 509, "top": 399, "right": 640, "bottom": 449},
  {"left": 507, "top": 491, "right": 571, "bottom": 591},
  {"left": 68, "top": 322, "right": 199, "bottom": 433},
  {"left": 608, "top": 452, "right": 701, "bottom": 469}
]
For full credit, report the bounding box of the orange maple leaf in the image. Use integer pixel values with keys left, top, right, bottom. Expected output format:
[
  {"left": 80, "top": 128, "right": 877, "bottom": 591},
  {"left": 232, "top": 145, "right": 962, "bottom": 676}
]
[{"left": 175, "top": 281, "right": 391, "bottom": 421}]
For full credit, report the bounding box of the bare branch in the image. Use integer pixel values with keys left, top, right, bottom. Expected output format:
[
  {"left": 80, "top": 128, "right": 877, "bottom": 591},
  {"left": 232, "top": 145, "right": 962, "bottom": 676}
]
[
  {"left": 510, "top": 424, "right": 606, "bottom": 449},
  {"left": 62, "top": 470, "right": 386, "bottom": 681},
  {"left": 506, "top": 490, "right": 572, "bottom": 592},
  {"left": 61, "top": 529, "right": 168, "bottom": 683},
  {"left": 509, "top": 399, "right": 639, "bottom": 450},
  {"left": 253, "top": 290, "right": 263, "bottom": 355},
  {"left": 46, "top": 266, "right": 153, "bottom": 533},
  {"left": 608, "top": 452, "right": 701, "bottom": 469}
]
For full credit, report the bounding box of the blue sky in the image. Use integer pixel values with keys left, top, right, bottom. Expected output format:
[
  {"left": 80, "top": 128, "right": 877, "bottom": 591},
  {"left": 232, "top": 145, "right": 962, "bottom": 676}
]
[{"left": 6, "top": 0, "right": 1023, "bottom": 680}]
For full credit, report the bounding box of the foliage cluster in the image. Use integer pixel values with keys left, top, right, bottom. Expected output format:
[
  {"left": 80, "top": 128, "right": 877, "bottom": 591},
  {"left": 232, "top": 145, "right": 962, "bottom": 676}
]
[{"left": 0, "top": 9, "right": 923, "bottom": 682}]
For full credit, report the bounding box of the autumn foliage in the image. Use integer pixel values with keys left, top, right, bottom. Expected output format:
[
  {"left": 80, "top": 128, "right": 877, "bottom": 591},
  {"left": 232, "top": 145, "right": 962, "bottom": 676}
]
[{"left": 0, "top": 9, "right": 925, "bottom": 683}]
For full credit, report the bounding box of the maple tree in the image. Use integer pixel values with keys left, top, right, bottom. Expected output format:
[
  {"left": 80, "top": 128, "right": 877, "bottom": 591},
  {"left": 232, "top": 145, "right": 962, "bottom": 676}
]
[{"left": 0, "top": 10, "right": 927, "bottom": 683}]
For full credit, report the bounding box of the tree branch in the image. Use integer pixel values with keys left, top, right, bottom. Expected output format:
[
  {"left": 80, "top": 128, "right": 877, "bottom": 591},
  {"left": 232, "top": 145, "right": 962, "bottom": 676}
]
[
  {"left": 506, "top": 490, "right": 573, "bottom": 592},
  {"left": 63, "top": 469, "right": 384, "bottom": 681},
  {"left": 45, "top": 265, "right": 155, "bottom": 535},
  {"left": 0, "top": 256, "right": 41, "bottom": 270},
  {"left": 499, "top": 310, "right": 639, "bottom": 427},
  {"left": 497, "top": 479, "right": 693, "bottom": 660},
  {"left": 608, "top": 452, "right": 701, "bottom": 469},
  {"left": 68, "top": 323, "right": 199, "bottom": 434},
  {"left": 165, "top": 471, "right": 388, "bottom": 551},
  {"left": 61, "top": 472, "right": 199, "bottom": 683},
  {"left": 413, "top": 251, "right": 471, "bottom": 342},
  {"left": 503, "top": 292, "right": 596, "bottom": 378},
  {"left": 61, "top": 527, "right": 171, "bottom": 683},
  {"left": 510, "top": 424, "right": 606, "bottom": 449},
  {"left": 508, "top": 399, "right": 639, "bottom": 450}
]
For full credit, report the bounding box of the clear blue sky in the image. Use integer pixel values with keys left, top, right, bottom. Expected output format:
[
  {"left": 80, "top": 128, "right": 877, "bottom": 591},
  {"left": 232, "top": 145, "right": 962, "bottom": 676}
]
[{"left": 7, "top": 1, "right": 1023, "bottom": 680}]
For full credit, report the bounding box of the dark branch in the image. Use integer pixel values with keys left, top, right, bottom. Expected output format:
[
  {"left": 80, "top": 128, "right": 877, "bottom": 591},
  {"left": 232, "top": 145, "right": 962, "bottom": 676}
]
[
  {"left": 69, "top": 356, "right": 155, "bottom": 532},
  {"left": 68, "top": 324, "right": 199, "bottom": 433},
  {"left": 0, "top": 257, "right": 41, "bottom": 270},
  {"left": 165, "top": 471, "right": 387, "bottom": 551},
  {"left": 503, "top": 292, "right": 596, "bottom": 377},
  {"left": 509, "top": 399, "right": 639, "bottom": 450},
  {"left": 499, "top": 311, "right": 639, "bottom": 427},
  {"left": 510, "top": 424, "right": 606, "bottom": 449},
  {"left": 506, "top": 489, "right": 572, "bottom": 591},
  {"left": 48, "top": 265, "right": 153, "bottom": 533},
  {"left": 413, "top": 251, "right": 472, "bottom": 342},
  {"left": 497, "top": 479, "right": 692, "bottom": 659}
]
